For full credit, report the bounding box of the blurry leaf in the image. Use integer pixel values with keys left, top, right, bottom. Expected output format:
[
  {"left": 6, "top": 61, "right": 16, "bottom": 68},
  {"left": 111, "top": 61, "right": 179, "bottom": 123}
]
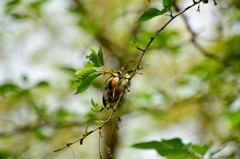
[
  {"left": 137, "top": 8, "right": 168, "bottom": 23},
  {"left": 74, "top": 68, "right": 102, "bottom": 94},
  {"left": 91, "top": 98, "right": 97, "bottom": 108},
  {"left": 132, "top": 138, "right": 193, "bottom": 159},
  {"left": 125, "top": 36, "right": 136, "bottom": 45},
  {"left": 87, "top": 47, "right": 104, "bottom": 67},
  {"left": 31, "top": 104, "right": 47, "bottom": 116},
  {"left": 85, "top": 111, "right": 97, "bottom": 124},
  {"left": 34, "top": 128, "right": 47, "bottom": 140},
  {"left": 189, "top": 60, "right": 224, "bottom": 81},
  {"left": 98, "top": 46, "right": 104, "bottom": 66},
  {"left": 69, "top": 6, "right": 85, "bottom": 15},
  {"left": 78, "top": 19, "right": 100, "bottom": 35},
  {"left": 0, "top": 83, "right": 19, "bottom": 94},
  {"left": 60, "top": 66, "right": 76, "bottom": 74},
  {"left": 0, "top": 83, "right": 21, "bottom": 99},
  {"left": 220, "top": 35, "right": 240, "bottom": 72},
  {"left": 85, "top": 62, "right": 95, "bottom": 68},
  {"left": 28, "top": 0, "right": 48, "bottom": 17},
  {"left": 6, "top": 0, "right": 21, "bottom": 8},
  {"left": 0, "top": 151, "right": 16, "bottom": 159},
  {"left": 5, "top": 0, "right": 21, "bottom": 13},
  {"left": 35, "top": 81, "right": 49, "bottom": 88},
  {"left": 17, "top": 89, "right": 29, "bottom": 98},
  {"left": 132, "top": 141, "right": 160, "bottom": 149},
  {"left": 228, "top": 54, "right": 240, "bottom": 72},
  {"left": 202, "top": 0, "right": 209, "bottom": 4},
  {"left": 9, "top": 13, "right": 27, "bottom": 19},
  {"left": 163, "top": 0, "right": 173, "bottom": 10},
  {"left": 191, "top": 144, "right": 210, "bottom": 156},
  {"left": 29, "top": 0, "right": 48, "bottom": 9},
  {"left": 227, "top": 111, "right": 240, "bottom": 128},
  {"left": 137, "top": 0, "right": 173, "bottom": 23},
  {"left": 136, "top": 30, "right": 179, "bottom": 49},
  {"left": 55, "top": 108, "right": 73, "bottom": 120}
]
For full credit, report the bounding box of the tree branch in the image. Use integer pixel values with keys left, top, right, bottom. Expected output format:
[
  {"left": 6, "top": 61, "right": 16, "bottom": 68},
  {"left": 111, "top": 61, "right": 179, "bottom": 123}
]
[
  {"left": 133, "top": 0, "right": 203, "bottom": 73},
  {"left": 54, "top": 91, "right": 124, "bottom": 152},
  {"left": 54, "top": 0, "right": 203, "bottom": 152}
]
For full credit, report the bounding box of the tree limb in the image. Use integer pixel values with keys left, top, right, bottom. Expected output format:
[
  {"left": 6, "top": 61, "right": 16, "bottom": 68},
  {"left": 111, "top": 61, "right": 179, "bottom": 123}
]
[{"left": 54, "top": 0, "right": 203, "bottom": 152}]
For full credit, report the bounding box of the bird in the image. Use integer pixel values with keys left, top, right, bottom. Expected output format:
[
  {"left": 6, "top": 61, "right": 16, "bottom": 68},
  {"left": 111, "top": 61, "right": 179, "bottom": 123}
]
[{"left": 102, "top": 61, "right": 133, "bottom": 109}]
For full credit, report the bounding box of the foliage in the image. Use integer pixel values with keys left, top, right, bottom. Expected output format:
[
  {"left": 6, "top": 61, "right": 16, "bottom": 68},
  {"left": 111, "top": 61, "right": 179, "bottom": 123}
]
[
  {"left": 132, "top": 138, "right": 210, "bottom": 159},
  {"left": 137, "top": 0, "right": 173, "bottom": 22},
  {"left": 73, "top": 46, "right": 105, "bottom": 95}
]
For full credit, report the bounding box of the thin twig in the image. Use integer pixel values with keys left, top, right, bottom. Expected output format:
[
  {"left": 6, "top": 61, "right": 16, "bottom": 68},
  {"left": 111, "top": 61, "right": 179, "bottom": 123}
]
[
  {"left": 54, "top": 91, "right": 124, "bottom": 152},
  {"left": 131, "top": 0, "right": 203, "bottom": 75},
  {"left": 54, "top": 0, "right": 203, "bottom": 152}
]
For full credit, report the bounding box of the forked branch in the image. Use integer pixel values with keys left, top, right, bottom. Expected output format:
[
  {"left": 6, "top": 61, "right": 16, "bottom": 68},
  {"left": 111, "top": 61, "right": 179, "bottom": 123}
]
[{"left": 54, "top": 0, "right": 203, "bottom": 152}]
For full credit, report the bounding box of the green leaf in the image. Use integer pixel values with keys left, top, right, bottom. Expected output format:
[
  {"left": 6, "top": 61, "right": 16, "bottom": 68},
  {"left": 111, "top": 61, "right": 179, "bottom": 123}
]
[
  {"left": 202, "top": 0, "right": 209, "bottom": 4},
  {"left": 78, "top": 19, "right": 101, "bottom": 35},
  {"left": 0, "top": 83, "right": 19, "bottom": 94},
  {"left": 0, "top": 151, "right": 16, "bottom": 159},
  {"left": 34, "top": 128, "right": 47, "bottom": 140},
  {"left": 91, "top": 98, "right": 97, "bottom": 107},
  {"left": 5, "top": 0, "right": 21, "bottom": 13},
  {"left": 73, "top": 68, "right": 102, "bottom": 94},
  {"left": 125, "top": 36, "right": 136, "bottom": 45},
  {"left": 29, "top": 0, "right": 48, "bottom": 9},
  {"left": 60, "top": 66, "right": 76, "bottom": 74},
  {"left": 132, "top": 138, "right": 193, "bottom": 159},
  {"left": 227, "top": 111, "right": 240, "bottom": 128},
  {"left": 55, "top": 109, "right": 73, "bottom": 120},
  {"left": 137, "top": 8, "right": 168, "bottom": 23},
  {"left": 9, "top": 13, "right": 27, "bottom": 19},
  {"left": 35, "top": 81, "right": 49, "bottom": 87},
  {"left": 191, "top": 144, "right": 210, "bottom": 156},
  {"left": 163, "top": 0, "right": 173, "bottom": 10},
  {"left": 132, "top": 141, "right": 161, "bottom": 149},
  {"left": 87, "top": 48, "right": 102, "bottom": 67},
  {"left": 84, "top": 62, "right": 95, "bottom": 68},
  {"left": 74, "top": 73, "right": 102, "bottom": 94},
  {"left": 74, "top": 72, "right": 102, "bottom": 94},
  {"left": 98, "top": 46, "right": 104, "bottom": 66},
  {"left": 75, "top": 68, "right": 97, "bottom": 80}
]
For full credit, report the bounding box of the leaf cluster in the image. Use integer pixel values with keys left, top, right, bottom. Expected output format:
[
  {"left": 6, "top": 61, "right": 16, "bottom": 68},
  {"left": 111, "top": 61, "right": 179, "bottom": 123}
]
[
  {"left": 137, "top": 0, "right": 173, "bottom": 22},
  {"left": 132, "top": 138, "right": 210, "bottom": 159},
  {"left": 73, "top": 46, "right": 105, "bottom": 95}
]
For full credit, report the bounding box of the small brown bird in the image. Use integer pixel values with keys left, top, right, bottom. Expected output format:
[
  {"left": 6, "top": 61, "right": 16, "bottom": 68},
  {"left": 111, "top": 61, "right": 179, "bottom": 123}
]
[{"left": 102, "top": 62, "right": 133, "bottom": 108}]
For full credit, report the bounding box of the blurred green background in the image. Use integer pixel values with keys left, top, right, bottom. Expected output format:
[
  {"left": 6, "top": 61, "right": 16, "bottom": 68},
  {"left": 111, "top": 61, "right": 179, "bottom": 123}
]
[{"left": 0, "top": 0, "right": 240, "bottom": 159}]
